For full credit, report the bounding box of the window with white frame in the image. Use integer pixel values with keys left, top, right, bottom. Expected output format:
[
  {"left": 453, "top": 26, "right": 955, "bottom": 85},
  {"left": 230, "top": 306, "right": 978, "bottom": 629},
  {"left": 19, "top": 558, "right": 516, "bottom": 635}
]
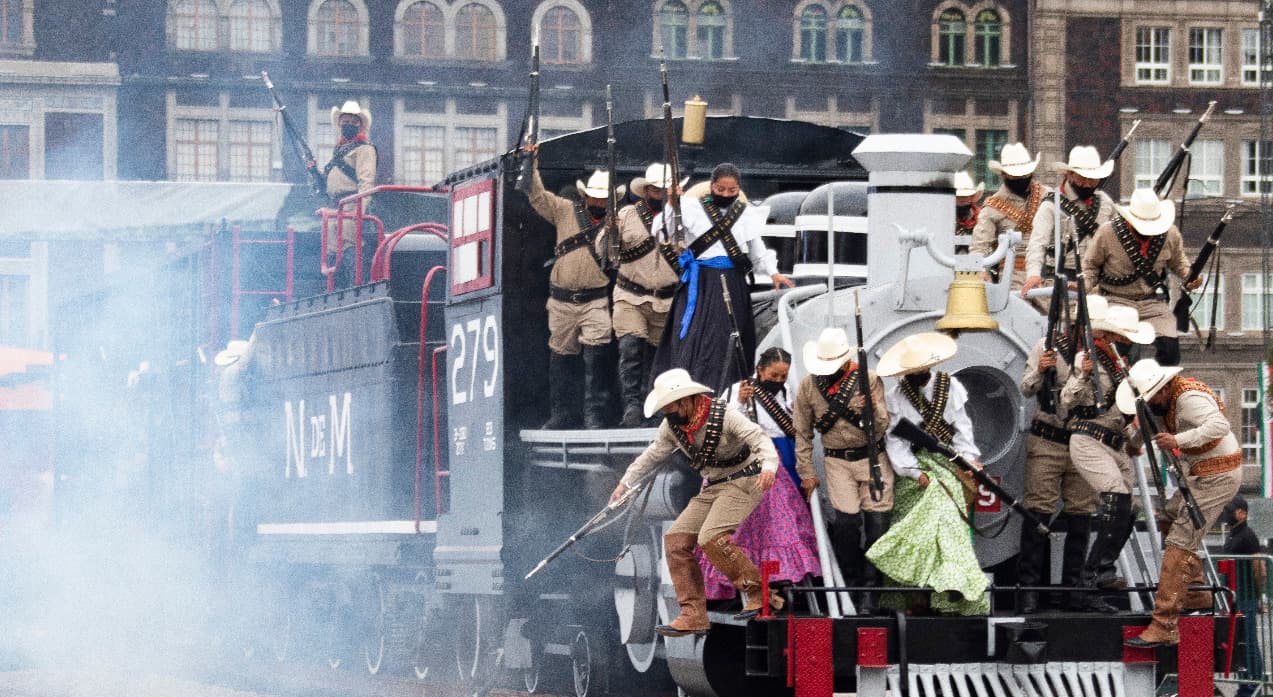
[
  {"left": 167, "top": 0, "right": 280, "bottom": 53},
  {"left": 938, "top": 8, "right": 965, "bottom": 66},
  {"left": 453, "top": 127, "right": 499, "bottom": 171},
  {"left": 170, "top": 93, "right": 277, "bottom": 182},
  {"left": 835, "top": 6, "right": 864, "bottom": 63},
  {"left": 311, "top": 0, "right": 366, "bottom": 56},
  {"left": 400, "top": 124, "right": 447, "bottom": 185},
  {"left": 799, "top": 5, "right": 827, "bottom": 62},
  {"left": 1186, "top": 139, "right": 1223, "bottom": 197},
  {"left": 1134, "top": 138, "right": 1170, "bottom": 190},
  {"left": 1188, "top": 27, "right": 1223, "bottom": 84},
  {"left": 0, "top": 124, "right": 29, "bottom": 179},
  {"left": 1243, "top": 141, "right": 1271, "bottom": 196},
  {"left": 1242, "top": 28, "right": 1267, "bottom": 85},
  {"left": 793, "top": 2, "right": 870, "bottom": 64},
  {"left": 652, "top": 0, "right": 731, "bottom": 60},
  {"left": 227, "top": 120, "right": 273, "bottom": 182},
  {"left": 399, "top": 0, "right": 444, "bottom": 58},
  {"left": 173, "top": 118, "right": 220, "bottom": 181},
  {"left": 456, "top": 2, "right": 497, "bottom": 60},
  {"left": 975, "top": 128, "right": 1007, "bottom": 189},
  {"left": 1242, "top": 387, "right": 1262, "bottom": 465},
  {"left": 395, "top": 99, "right": 508, "bottom": 186},
  {"left": 974, "top": 9, "right": 1002, "bottom": 67},
  {"left": 533, "top": 0, "right": 591, "bottom": 65},
  {"left": 168, "top": 0, "right": 219, "bottom": 51},
  {"left": 393, "top": 0, "right": 504, "bottom": 61},
  {"left": 1241, "top": 273, "right": 1272, "bottom": 330},
  {"left": 1186, "top": 272, "right": 1224, "bottom": 331},
  {"left": 228, "top": 0, "right": 280, "bottom": 53},
  {"left": 1135, "top": 26, "right": 1170, "bottom": 84}
]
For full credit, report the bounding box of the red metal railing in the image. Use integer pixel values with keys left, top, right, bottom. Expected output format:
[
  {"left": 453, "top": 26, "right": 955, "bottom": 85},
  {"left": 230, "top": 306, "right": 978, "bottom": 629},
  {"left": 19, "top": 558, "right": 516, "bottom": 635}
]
[
  {"left": 415, "top": 265, "right": 449, "bottom": 531},
  {"left": 320, "top": 185, "right": 446, "bottom": 290},
  {"left": 371, "top": 222, "right": 448, "bottom": 282}
]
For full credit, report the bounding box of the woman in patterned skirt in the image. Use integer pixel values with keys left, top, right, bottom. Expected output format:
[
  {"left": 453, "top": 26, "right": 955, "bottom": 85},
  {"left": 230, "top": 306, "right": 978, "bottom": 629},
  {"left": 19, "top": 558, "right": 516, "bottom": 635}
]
[{"left": 696, "top": 347, "right": 821, "bottom": 604}]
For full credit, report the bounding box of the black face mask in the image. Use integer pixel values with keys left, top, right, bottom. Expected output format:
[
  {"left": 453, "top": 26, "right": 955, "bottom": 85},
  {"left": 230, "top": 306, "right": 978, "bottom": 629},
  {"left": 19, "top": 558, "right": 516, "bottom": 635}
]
[
  {"left": 758, "top": 380, "right": 785, "bottom": 394},
  {"left": 645, "top": 197, "right": 665, "bottom": 212},
  {"left": 587, "top": 205, "right": 607, "bottom": 220},
  {"left": 904, "top": 371, "right": 931, "bottom": 388},
  {"left": 956, "top": 205, "right": 973, "bottom": 219},
  {"left": 665, "top": 412, "right": 689, "bottom": 426},
  {"left": 340, "top": 123, "right": 360, "bottom": 140},
  {"left": 712, "top": 194, "right": 737, "bottom": 209},
  {"left": 1070, "top": 183, "right": 1097, "bottom": 200},
  {"left": 1004, "top": 177, "right": 1032, "bottom": 197}
]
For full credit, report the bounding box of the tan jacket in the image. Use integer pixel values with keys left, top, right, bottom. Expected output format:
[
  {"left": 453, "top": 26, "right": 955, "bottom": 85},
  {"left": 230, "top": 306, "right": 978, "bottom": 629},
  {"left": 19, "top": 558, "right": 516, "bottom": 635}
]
[
  {"left": 1021, "top": 337, "right": 1075, "bottom": 428},
  {"left": 619, "top": 404, "right": 780, "bottom": 487},
  {"left": 793, "top": 370, "right": 890, "bottom": 481},
  {"left": 1060, "top": 347, "right": 1131, "bottom": 436},
  {"left": 1082, "top": 221, "right": 1189, "bottom": 301},
  {"left": 1026, "top": 185, "right": 1115, "bottom": 278},
  {"left": 325, "top": 141, "right": 378, "bottom": 249},
  {"left": 970, "top": 181, "right": 1050, "bottom": 258},
  {"left": 529, "top": 168, "right": 610, "bottom": 291},
  {"left": 1165, "top": 382, "right": 1240, "bottom": 474},
  {"left": 613, "top": 203, "right": 680, "bottom": 312}
]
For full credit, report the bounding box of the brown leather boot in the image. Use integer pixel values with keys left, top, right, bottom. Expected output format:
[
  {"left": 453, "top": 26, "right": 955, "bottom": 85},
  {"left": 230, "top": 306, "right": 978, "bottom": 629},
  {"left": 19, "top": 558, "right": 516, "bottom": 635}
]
[
  {"left": 701, "top": 532, "right": 765, "bottom": 620},
  {"left": 1126, "top": 546, "right": 1197, "bottom": 648},
  {"left": 1182, "top": 554, "right": 1213, "bottom": 612},
  {"left": 656, "top": 533, "right": 710, "bottom": 637}
]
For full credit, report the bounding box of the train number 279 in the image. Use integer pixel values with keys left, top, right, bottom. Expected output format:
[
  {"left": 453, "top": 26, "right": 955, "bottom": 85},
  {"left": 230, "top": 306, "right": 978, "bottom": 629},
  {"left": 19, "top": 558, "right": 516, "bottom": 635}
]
[{"left": 450, "top": 314, "right": 500, "bottom": 405}]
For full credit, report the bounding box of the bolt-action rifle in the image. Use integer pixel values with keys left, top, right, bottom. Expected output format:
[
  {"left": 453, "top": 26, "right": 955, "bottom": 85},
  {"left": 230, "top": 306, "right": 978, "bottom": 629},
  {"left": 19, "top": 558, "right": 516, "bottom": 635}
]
[
  {"left": 1173, "top": 203, "right": 1235, "bottom": 335},
  {"left": 262, "top": 71, "right": 324, "bottom": 197},
  {"left": 603, "top": 84, "right": 621, "bottom": 270},
  {"left": 719, "top": 276, "right": 755, "bottom": 421},
  {"left": 513, "top": 42, "right": 540, "bottom": 194},
  {"left": 852, "top": 290, "right": 884, "bottom": 502},
  {"left": 1154, "top": 101, "right": 1217, "bottom": 198},
  {"left": 1106, "top": 119, "right": 1142, "bottom": 164},
  {"left": 659, "top": 57, "right": 685, "bottom": 251}
]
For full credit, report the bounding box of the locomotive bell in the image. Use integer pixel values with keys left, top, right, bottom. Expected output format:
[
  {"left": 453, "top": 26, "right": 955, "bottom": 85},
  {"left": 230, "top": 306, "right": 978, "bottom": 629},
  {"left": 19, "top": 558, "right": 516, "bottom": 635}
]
[
  {"left": 682, "top": 95, "right": 708, "bottom": 145},
  {"left": 936, "top": 271, "right": 999, "bottom": 333}
]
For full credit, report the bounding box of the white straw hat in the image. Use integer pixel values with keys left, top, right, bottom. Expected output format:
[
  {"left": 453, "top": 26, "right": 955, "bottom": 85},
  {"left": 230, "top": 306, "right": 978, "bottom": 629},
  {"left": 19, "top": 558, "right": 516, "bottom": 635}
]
[
  {"left": 1115, "top": 188, "right": 1175, "bottom": 237},
  {"left": 1091, "top": 303, "right": 1155, "bottom": 345},
  {"left": 330, "top": 100, "right": 372, "bottom": 133},
  {"left": 988, "top": 142, "right": 1040, "bottom": 177},
  {"left": 954, "top": 171, "right": 984, "bottom": 198},
  {"left": 1115, "top": 359, "right": 1184, "bottom": 415},
  {"left": 576, "top": 170, "right": 625, "bottom": 199},
  {"left": 631, "top": 162, "right": 689, "bottom": 198},
  {"left": 876, "top": 332, "right": 958, "bottom": 378},
  {"left": 214, "top": 340, "right": 251, "bottom": 367},
  {"left": 644, "top": 368, "right": 713, "bottom": 418},
  {"left": 1054, "top": 145, "right": 1114, "bottom": 180},
  {"left": 803, "top": 328, "right": 856, "bottom": 377}
]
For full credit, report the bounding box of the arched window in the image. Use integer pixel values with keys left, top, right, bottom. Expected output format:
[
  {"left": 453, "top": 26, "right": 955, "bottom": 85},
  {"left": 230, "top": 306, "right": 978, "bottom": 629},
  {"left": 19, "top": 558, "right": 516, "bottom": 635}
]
[
  {"left": 0, "top": 0, "right": 22, "bottom": 46},
  {"left": 227, "top": 0, "right": 278, "bottom": 53},
  {"left": 658, "top": 0, "right": 688, "bottom": 59},
  {"left": 835, "top": 5, "right": 863, "bottom": 63},
  {"left": 401, "top": 0, "right": 444, "bottom": 57},
  {"left": 974, "top": 8, "right": 1001, "bottom": 66},
  {"left": 938, "top": 8, "right": 965, "bottom": 66},
  {"left": 168, "top": 0, "right": 218, "bottom": 51},
  {"left": 696, "top": 0, "right": 725, "bottom": 60},
  {"left": 456, "top": 3, "right": 496, "bottom": 61},
  {"left": 314, "top": 0, "right": 362, "bottom": 55},
  {"left": 541, "top": 5, "right": 581, "bottom": 64},
  {"left": 799, "top": 5, "right": 827, "bottom": 62}
]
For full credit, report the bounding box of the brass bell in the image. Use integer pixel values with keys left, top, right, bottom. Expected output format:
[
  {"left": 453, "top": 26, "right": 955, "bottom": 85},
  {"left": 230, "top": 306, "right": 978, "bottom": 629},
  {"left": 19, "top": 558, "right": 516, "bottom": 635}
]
[{"left": 936, "top": 271, "right": 999, "bottom": 333}]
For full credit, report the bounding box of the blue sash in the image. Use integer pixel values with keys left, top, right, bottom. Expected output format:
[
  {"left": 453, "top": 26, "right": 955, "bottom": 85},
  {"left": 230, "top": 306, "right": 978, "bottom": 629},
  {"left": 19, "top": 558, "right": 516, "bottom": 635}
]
[{"left": 677, "top": 251, "right": 735, "bottom": 339}]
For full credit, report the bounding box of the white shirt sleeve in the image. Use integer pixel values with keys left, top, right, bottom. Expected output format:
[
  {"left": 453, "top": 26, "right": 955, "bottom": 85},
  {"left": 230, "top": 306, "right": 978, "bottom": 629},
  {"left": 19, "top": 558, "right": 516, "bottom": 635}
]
[
  {"left": 739, "top": 206, "right": 779, "bottom": 277},
  {"left": 946, "top": 377, "right": 981, "bottom": 462},
  {"left": 883, "top": 382, "right": 923, "bottom": 479}
]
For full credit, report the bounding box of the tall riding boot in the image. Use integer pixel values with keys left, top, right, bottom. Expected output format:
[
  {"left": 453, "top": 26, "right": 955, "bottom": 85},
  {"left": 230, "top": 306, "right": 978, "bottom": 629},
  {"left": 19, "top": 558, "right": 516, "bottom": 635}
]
[
  {"left": 581, "top": 344, "right": 613, "bottom": 430},
  {"left": 828, "top": 512, "right": 864, "bottom": 595},
  {"left": 540, "top": 352, "right": 578, "bottom": 430},
  {"left": 1016, "top": 511, "right": 1052, "bottom": 614},
  {"left": 641, "top": 341, "right": 660, "bottom": 426},
  {"left": 1080, "top": 492, "right": 1133, "bottom": 613},
  {"left": 858, "top": 512, "right": 890, "bottom": 615},
  {"left": 1059, "top": 512, "right": 1093, "bottom": 611},
  {"left": 1126, "top": 546, "right": 1197, "bottom": 647},
  {"left": 1095, "top": 500, "right": 1136, "bottom": 590},
  {"left": 617, "top": 336, "right": 646, "bottom": 428},
  {"left": 1182, "top": 553, "right": 1213, "bottom": 612},
  {"left": 701, "top": 533, "right": 765, "bottom": 621},
  {"left": 656, "top": 533, "right": 710, "bottom": 637}
]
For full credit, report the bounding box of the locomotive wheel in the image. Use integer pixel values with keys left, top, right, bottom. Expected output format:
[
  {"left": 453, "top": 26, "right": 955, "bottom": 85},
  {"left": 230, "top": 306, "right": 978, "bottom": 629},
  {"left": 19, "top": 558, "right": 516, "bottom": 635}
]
[
  {"left": 615, "top": 523, "right": 661, "bottom": 673},
  {"left": 411, "top": 571, "right": 436, "bottom": 680},
  {"left": 358, "top": 573, "right": 387, "bottom": 675},
  {"left": 522, "top": 642, "right": 543, "bottom": 693},
  {"left": 452, "top": 595, "right": 502, "bottom": 686},
  {"left": 570, "top": 629, "right": 593, "bottom": 697}
]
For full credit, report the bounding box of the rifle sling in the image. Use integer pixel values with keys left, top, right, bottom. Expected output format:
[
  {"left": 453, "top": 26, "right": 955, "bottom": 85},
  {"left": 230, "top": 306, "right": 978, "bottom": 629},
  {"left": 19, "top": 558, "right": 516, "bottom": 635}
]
[
  {"left": 1103, "top": 216, "right": 1168, "bottom": 293},
  {"left": 813, "top": 369, "right": 864, "bottom": 435},
  {"left": 552, "top": 204, "right": 606, "bottom": 271}
]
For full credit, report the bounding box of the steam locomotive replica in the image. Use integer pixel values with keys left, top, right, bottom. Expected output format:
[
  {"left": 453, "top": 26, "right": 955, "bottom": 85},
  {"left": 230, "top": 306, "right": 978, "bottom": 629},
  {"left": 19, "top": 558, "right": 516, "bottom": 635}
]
[{"left": 50, "top": 116, "right": 1238, "bottom": 697}]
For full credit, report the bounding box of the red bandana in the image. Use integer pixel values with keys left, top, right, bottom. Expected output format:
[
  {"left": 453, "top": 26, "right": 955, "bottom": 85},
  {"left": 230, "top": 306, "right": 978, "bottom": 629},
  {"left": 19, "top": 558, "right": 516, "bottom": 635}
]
[
  {"left": 677, "top": 396, "right": 712, "bottom": 443},
  {"left": 825, "top": 362, "right": 858, "bottom": 396}
]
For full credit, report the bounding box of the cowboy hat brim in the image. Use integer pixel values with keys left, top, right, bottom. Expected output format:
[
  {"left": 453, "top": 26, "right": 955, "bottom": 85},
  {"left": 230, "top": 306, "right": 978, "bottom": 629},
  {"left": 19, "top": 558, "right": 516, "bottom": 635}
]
[
  {"left": 1091, "top": 317, "right": 1156, "bottom": 345},
  {"left": 802, "top": 341, "right": 854, "bottom": 377},
  {"left": 214, "top": 340, "right": 251, "bottom": 367},
  {"left": 1054, "top": 159, "right": 1114, "bottom": 180},
  {"left": 577, "top": 181, "right": 627, "bottom": 200},
  {"left": 631, "top": 175, "right": 689, "bottom": 199},
  {"left": 875, "top": 332, "right": 958, "bottom": 378},
  {"left": 955, "top": 181, "right": 985, "bottom": 198},
  {"left": 988, "top": 152, "right": 1041, "bottom": 177},
  {"left": 1115, "top": 365, "right": 1184, "bottom": 415},
  {"left": 331, "top": 105, "right": 372, "bottom": 134},
  {"left": 1115, "top": 199, "right": 1175, "bottom": 236},
  {"left": 644, "top": 382, "right": 712, "bottom": 418}
]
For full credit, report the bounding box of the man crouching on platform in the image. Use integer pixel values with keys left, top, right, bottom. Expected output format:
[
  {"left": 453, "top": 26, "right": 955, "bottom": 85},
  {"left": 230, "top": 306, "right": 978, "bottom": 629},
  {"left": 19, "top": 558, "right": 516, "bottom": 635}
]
[{"left": 610, "top": 368, "right": 778, "bottom": 636}]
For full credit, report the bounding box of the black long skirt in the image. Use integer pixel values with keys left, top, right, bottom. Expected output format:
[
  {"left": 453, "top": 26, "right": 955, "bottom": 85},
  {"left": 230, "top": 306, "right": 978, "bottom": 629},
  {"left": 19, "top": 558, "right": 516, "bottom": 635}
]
[{"left": 651, "top": 267, "right": 756, "bottom": 394}]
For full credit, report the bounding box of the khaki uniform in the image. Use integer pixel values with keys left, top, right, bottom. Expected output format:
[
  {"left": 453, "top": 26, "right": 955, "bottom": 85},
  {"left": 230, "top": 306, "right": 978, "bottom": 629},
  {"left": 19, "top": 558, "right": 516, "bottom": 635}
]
[
  {"left": 324, "top": 140, "right": 378, "bottom": 250},
  {"left": 620, "top": 404, "right": 779, "bottom": 544},
  {"left": 1020, "top": 338, "right": 1096, "bottom": 514},
  {"left": 1060, "top": 348, "right": 1135, "bottom": 495},
  {"left": 971, "top": 181, "right": 1050, "bottom": 288},
  {"left": 529, "top": 169, "right": 612, "bottom": 355},
  {"left": 1156, "top": 381, "right": 1243, "bottom": 550},
  {"left": 1026, "top": 185, "right": 1115, "bottom": 280},
  {"left": 613, "top": 203, "right": 679, "bottom": 343},
  {"left": 1082, "top": 221, "right": 1190, "bottom": 338},
  {"left": 793, "top": 369, "right": 893, "bottom": 514}
]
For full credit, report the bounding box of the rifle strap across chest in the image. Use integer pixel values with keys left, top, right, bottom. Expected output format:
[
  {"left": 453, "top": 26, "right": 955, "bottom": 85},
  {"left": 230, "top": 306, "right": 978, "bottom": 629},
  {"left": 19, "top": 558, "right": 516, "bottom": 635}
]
[
  {"left": 1093, "top": 342, "right": 1128, "bottom": 410},
  {"left": 813, "top": 369, "right": 864, "bottom": 435},
  {"left": 1104, "top": 216, "right": 1167, "bottom": 290},
  {"left": 984, "top": 182, "right": 1043, "bottom": 236},
  {"left": 671, "top": 398, "right": 730, "bottom": 471},
  {"left": 746, "top": 378, "right": 795, "bottom": 437},
  {"left": 900, "top": 372, "right": 955, "bottom": 445},
  {"left": 324, "top": 141, "right": 368, "bottom": 183},
  {"left": 618, "top": 201, "right": 660, "bottom": 265},
  {"left": 689, "top": 200, "right": 750, "bottom": 272},
  {"left": 553, "top": 203, "right": 606, "bottom": 271}
]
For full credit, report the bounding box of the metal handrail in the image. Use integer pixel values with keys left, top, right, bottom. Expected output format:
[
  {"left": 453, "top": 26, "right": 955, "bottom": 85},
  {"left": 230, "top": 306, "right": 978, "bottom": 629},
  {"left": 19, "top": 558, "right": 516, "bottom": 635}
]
[
  {"left": 371, "top": 222, "right": 448, "bottom": 282},
  {"left": 415, "top": 265, "right": 448, "bottom": 532}
]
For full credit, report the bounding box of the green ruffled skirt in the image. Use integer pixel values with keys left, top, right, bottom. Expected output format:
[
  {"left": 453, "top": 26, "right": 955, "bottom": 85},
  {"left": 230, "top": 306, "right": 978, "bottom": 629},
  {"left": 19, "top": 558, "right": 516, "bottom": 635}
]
[{"left": 866, "top": 450, "right": 989, "bottom": 616}]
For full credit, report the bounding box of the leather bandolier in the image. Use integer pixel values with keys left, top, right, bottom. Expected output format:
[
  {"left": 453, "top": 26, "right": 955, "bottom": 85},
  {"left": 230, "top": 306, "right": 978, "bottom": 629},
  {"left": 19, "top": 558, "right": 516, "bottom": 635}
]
[
  {"left": 665, "top": 198, "right": 749, "bottom": 277},
  {"left": 745, "top": 378, "right": 795, "bottom": 438},
  {"left": 985, "top": 182, "right": 1044, "bottom": 237},
  {"left": 1068, "top": 343, "right": 1130, "bottom": 449},
  {"left": 1043, "top": 193, "right": 1103, "bottom": 274},
  {"left": 669, "top": 398, "right": 753, "bottom": 474},
  {"left": 1102, "top": 216, "right": 1168, "bottom": 296},
  {"left": 899, "top": 372, "right": 956, "bottom": 446},
  {"left": 1163, "top": 378, "right": 1243, "bottom": 476},
  {"left": 552, "top": 203, "right": 607, "bottom": 273},
  {"left": 323, "top": 140, "right": 370, "bottom": 186}
]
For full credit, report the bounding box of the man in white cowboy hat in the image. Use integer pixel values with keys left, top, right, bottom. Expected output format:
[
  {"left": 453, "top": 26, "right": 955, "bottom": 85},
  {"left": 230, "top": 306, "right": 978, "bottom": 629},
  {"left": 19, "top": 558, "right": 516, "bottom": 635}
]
[
  {"left": 793, "top": 327, "right": 893, "bottom": 613},
  {"left": 317, "top": 100, "right": 378, "bottom": 287},
  {"left": 953, "top": 171, "right": 984, "bottom": 252},
  {"left": 1082, "top": 187, "right": 1198, "bottom": 367},
  {"left": 1060, "top": 298, "right": 1154, "bottom": 612},
  {"left": 1021, "top": 146, "right": 1117, "bottom": 301},
  {"left": 1118, "top": 359, "right": 1241, "bottom": 647},
  {"left": 615, "top": 162, "right": 686, "bottom": 427},
  {"left": 972, "top": 142, "right": 1051, "bottom": 288},
  {"left": 1016, "top": 299, "right": 1100, "bottom": 613},
  {"left": 525, "top": 147, "right": 624, "bottom": 429},
  {"left": 609, "top": 368, "right": 779, "bottom": 635}
]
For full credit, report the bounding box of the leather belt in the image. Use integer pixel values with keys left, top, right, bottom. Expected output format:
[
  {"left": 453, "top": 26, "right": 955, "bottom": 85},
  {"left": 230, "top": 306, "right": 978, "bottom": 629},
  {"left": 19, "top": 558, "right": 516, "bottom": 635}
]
[
  {"left": 616, "top": 273, "right": 678, "bottom": 299},
  {"left": 1190, "top": 452, "right": 1241, "bottom": 477},
  {"left": 1069, "top": 404, "right": 1101, "bottom": 420},
  {"left": 549, "top": 284, "right": 609, "bottom": 304},
  {"left": 824, "top": 441, "right": 886, "bottom": 462},
  {"left": 1071, "top": 420, "right": 1125, "bottom": 450},
  {"left": 705, "top": 461, "right": 761, "bottom": 488},
  {"left": 1030, "top": 419, "right": 1071, "bottom": 446}
]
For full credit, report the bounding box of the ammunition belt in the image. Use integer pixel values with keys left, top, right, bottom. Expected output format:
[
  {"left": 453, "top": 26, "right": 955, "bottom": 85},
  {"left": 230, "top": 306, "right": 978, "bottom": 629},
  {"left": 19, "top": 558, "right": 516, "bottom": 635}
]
[
  {"left": 704, "top": 461, "right": 761, "bottom": 488},
  {"left": 549, "top": 284, "right": 609, "bottom": 304},
  {"left": 1069, "top": 404, "right": 1101, "bottom": 420},
  {"left": 1030, "top": 419, "right": 1071, "bottom": 446},
  {"left": 1189, "top": 452, "right": 1241, "bottom": 477},
  {"left": 618, "top": 235, "right": 657, "bottom": 264},
  {"left": 824, "top": 441, "right": 886, "bottom": 462},
  {"left": 615, "top": 273, "right": 678, "bottom": 299},
  {"left": 1071, "top": 420, "right": 1125, "bottom": 450}
]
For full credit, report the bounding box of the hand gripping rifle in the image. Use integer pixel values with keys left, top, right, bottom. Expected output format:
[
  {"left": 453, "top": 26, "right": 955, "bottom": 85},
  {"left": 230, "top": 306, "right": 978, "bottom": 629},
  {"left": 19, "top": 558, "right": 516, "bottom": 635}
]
[
  {"left": 602, "top": 84, "right": 621, "bottom": 270},
  {"left": 853, "top": 290, "right": 884, "bottom": 502},
  {"left": 1154, "top": 101, "right": 1217, "bottom": 198},
  {"left": 1106, "top": 119, "right": 1142, "bottom": 164},
  {"left": 513, "top": 42, "right": 540, "bottom": 194},
  {"left": 891, "top": 418, "right": 1051, "bottom": 535},
  {"left": 659, "top": 56, "right": 685, "bottom": 250},
  {"left": 719, "top": 275, "right": 756, "bottom": 421},
  {"left": 1173, "top": 203, "right": 1235, "bottom": 335},
  {"left": 1071, "top": 234, "right": 1103, "bottom": 402},
  {"left": 262, "top": 71, "right": 324, "bottom": 197},
  {"left": 1114, "top": 353, "right": 1207, "bottom": 531}
]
